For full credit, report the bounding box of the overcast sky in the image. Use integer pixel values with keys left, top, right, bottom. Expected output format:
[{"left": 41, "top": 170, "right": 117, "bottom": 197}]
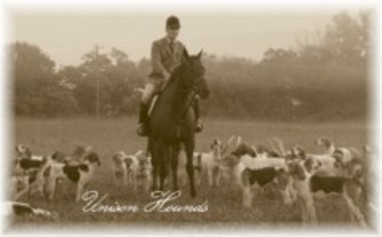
[{"left": 9, "top": 8, "right": 361, "bottom": 67}]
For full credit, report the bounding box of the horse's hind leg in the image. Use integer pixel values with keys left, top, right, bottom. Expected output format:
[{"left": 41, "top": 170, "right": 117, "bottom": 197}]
[
  {"left": 185, "top": 140, "right": 197, "bottom": 198},
  {"left": 171, "top": 144, "right": 181, "bottom": 191},
  {"left": 159, "top": 145, "right": 169, "bottom": 191}
]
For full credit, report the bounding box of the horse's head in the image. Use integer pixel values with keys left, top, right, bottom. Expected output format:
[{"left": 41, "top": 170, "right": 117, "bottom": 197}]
[{"left": 179, "top": 48, "right": 210, "bottom": 99}]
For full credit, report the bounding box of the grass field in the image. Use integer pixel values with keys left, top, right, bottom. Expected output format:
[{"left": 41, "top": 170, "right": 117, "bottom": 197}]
[{"left": 9, "top": 117, "right": 373, "bottom": 230}]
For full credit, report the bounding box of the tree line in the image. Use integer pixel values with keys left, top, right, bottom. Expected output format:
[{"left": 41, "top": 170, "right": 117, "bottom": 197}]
[{"left": 11, "top": 11, "right": 371, "bottom": 121}]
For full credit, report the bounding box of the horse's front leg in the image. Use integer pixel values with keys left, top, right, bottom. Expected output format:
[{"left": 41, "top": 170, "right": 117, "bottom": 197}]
[
  {"left": 159, "top": 164, "right": 168, "bottom": 191},
  {"left": 152, "top": 166, "right": 158, "bottom": 191},
  {"left": 185, "top": 140, "right": 196, "bottom": 198},
  {"left": 151, "top": 151, "right": 159, "bottom": 191}
]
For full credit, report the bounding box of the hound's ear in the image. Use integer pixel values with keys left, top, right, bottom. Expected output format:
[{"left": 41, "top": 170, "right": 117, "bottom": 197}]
[
  {"left": 296, "top": 164, "right": 306, "bottom": 180},
  {"left": 51, "top": 151, "right": 66, "bottom": 162},
  {"left": 300, "top": 150, "right": 306, "bottom": 160},
  {"left": 25, "top": 148, "right": 32, "bottom": 159},
  {"left": 235, "top": 136, "right": 242, "bottom": 148},
  {"left": 15, "top": 145, "right": 20, "bottom": 154},
  {"left": 197, "top": 50, "right": 203, "bottom": 59},
  {"left": 303, "top": 158, "right": 314, "bottom": 173},
  {"left": 112, "top": 154, "right": 120, "bottom": 162},
  {"left": 183, "top": 48, "right": 190, "bottom": 59}
]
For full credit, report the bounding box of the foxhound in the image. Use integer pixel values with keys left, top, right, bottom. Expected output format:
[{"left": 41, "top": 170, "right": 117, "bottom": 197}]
[
  {"left": 112, "top": 150, "right": 142, "bottom": 186},
  {"left": 11, "top": 145, "right": 59, "bottom": 200},
  {"left": 8, "top": 175, "right": 29, "bottom": 201},
  {"left": 315, "top": 137, "right": 361, "bottom": 166},
  {"left": 315, "top": 137, "right": 336, "bottom": 155},
  {"left": 288, "top": 157, "right": 367, "bottom": 227},
  {"left": 222, "top": 142, "right": 289, "bottom": 180},
  {"left": 134, "top": 154, "right": 152, "bottom": 192},
  {"left": 44, "top": 152, "right": 101, "bottom": 202},
  {"left": 221, "top": 146, "right": 294, "bottom": 207},
  {"left": 287, "top": 146, "right": 344, "bottom": 176},
  {"left": 64, "top": 145, "right": 93, "bottom": 165},
  {"left": 240, "top": 166, "right": 291, "bottom": 207},
  {"left": 112, "top": 151, "right": 130, "bottom": 186},
  {"left": 14, "top": 144, "right": 47, "bottom": 172},
  {"left": 2, "top": 201, "right": 56, "bottom": 219},
  {"left": 193, "top": 136, "right": 238, "bottom": 186},
  {"left": 193, "top": 138, "right": 223, "bottom": 187},
  {"left": 112, "top": 150, "right": 151, "bottom": 191}
]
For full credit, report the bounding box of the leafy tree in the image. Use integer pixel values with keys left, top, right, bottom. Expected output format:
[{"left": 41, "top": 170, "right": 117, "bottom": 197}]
[
  {"left": 322, "top": 11, "right": 370, "bottom": 67},
  {"left": 11, "top": 41, "right": 78, "bottom": 116},
  {"left": 10, "top": 10, "right": 371, "bottom": 121}
]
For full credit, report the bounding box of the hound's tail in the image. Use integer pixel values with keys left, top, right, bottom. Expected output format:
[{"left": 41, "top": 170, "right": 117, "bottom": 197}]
[
  {"left": 270, "top": 137, "right": 287, "bottom": 156},
  {"left": 221, "top": 135, "right": 236, "bottom": 154},
  {"left": 134, "top": 150, "right": 144, "bottom": 158}
]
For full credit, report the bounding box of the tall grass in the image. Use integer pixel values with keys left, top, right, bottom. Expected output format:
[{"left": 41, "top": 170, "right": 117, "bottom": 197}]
[{"left": 10, "top": 117, "right": 371, "bottom": 229}]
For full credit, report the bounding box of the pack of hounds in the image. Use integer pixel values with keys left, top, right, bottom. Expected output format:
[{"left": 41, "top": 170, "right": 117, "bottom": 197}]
[{"left": 7, "top": 136, "right": 376, "bottom": 227}]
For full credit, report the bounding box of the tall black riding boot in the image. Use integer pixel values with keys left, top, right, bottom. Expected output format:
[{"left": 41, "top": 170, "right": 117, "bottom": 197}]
[
  {"left": 137, "top": 102, "right": 150, "bottom": 136},
  {"left": 193, "top": 98, "right": 203, "bottom": 133}
]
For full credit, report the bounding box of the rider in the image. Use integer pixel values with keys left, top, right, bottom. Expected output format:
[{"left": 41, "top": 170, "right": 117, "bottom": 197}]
[{"left": 137, "top": 15, "right": 203, "bottom": 136}]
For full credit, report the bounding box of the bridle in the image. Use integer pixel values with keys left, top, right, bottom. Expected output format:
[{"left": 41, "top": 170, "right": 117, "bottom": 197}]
[
  {"left": 179, "top": 86, "right": 199, "bottom": 120},
  {"left": 175, "top": 79, "right": 203, "bottom": 136}
]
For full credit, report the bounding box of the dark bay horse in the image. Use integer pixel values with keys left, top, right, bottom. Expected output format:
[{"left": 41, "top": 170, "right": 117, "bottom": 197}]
[{"left": 148, "top": 49, "right": 209, "bottom": 198}]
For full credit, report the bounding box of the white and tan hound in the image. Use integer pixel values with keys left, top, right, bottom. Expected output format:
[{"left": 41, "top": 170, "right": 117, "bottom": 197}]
[
  {"left": 11, "top": 145, "right": 59, "bottom": 200},
  {"left": 193, "top": 136, "right": 238, "bottom": 186},
  {"left": 133, "top": 154, "right": 152, "bottom": 192},
  {"left": 2, "top": 201, "right": 56, "bottom": 219},
  {"left": 221, "top": 145, "right": 294, "bottom": 207},
  {"left": 288, "top": 146, "right": 344, "bottom": 176},
  {"left": 44, "top": 152, "right": 101, "bottom": 202},
  {"left": 112, "top": 150, "right": 151, "bottom": 191},
  {"left": 315, "top": 137, "right": 361, "bottom": 165},
  {"left": 64, "top": 145, "right": 93, "bottom": 165},
  {"left": 112, "top": 150, "right": 141, "bottom": 186},
  {"left": 288, "top": 157, "right": 367, "bottom": 227}
]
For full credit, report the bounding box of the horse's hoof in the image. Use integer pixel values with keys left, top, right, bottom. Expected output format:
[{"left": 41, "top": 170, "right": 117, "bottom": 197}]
[
  {"left": 191, "top": 190, "right": 197, "bottom": 198},
  {"left": 151, "top": 185, "right": 157, "bottom": 192}
]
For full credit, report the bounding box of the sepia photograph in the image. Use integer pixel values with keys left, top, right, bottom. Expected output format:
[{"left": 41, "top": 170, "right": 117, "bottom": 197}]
[{"left": 1, "top": 0, "right": 380, "bottom": 234}]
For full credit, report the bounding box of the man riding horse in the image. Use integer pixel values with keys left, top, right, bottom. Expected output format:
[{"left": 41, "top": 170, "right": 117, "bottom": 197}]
[{"left": 137, "top": 15, "right": 203, "bottom": 136}]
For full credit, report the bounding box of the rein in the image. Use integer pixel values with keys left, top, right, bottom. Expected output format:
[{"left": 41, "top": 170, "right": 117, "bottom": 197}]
[
  {"left": 175, "top": 86, "right": 198, "bottom": 137},
  {"left": 178, "top": 87, "right": 198, "bottom": 121}
]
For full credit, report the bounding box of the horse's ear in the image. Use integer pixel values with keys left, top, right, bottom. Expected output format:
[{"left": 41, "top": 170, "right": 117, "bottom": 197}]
[
  {"left": 197, "top": 50, "right": 203, "bottom": 59},
  {"left": 183, "top": 48, "right": 190, "bottom": 59}
]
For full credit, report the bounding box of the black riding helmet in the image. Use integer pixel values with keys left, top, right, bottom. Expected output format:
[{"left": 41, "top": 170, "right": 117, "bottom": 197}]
[{"left": 166, "top": 15, "right": 181, "bottom": 29}]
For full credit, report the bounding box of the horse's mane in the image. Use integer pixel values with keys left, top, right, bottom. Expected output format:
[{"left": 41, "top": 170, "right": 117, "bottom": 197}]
[
  {"left": 166, "top": 62, "right": 186, "bottom": 87},
  {"left": 167, "top": 54, "right": 202, "bottom": 87},
  {"left": 150, "top": 62, "right": 187, "bottom": 118}
]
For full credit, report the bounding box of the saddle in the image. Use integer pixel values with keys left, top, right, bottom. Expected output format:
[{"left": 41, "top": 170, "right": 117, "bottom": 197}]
[{"left": 148, "top": 94, "right": 160, "bottom": 118}]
